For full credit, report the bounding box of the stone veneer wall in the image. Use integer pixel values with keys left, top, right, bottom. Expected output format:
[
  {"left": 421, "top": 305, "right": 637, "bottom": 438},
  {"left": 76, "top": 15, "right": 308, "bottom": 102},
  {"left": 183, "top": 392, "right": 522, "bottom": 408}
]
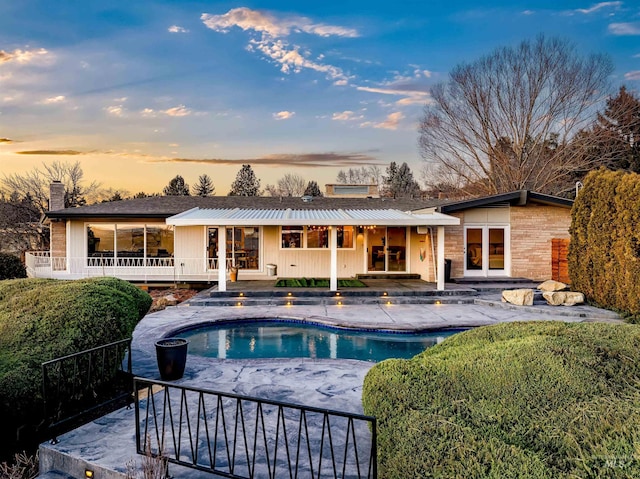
[
  {"left": 50, "top": 221, "right": 66, "bottom": 268},
  {"left": 444, "top": 213, "right": 465, "bottom": 279},
  {"left": 442, "top": 207, "right": 571, "bottom": 280},
  {"left": 509, "top": 204, "right": 571, "bottom": 281}
]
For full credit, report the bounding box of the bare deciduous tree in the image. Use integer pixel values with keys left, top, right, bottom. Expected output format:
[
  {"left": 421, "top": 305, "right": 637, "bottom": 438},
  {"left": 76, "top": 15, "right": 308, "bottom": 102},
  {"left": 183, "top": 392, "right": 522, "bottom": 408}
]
[
  {"left": 419, "top": 36, "right": 613, "bottom": 197},
  {"left": 2, "top": 160, "right": 101, "bottom": 212},
  {"left": 264, "top": 173, "right": 307, "bottom": 197},
  {"left": 335, "top": 166, "right": 382, "bottom": 186}
]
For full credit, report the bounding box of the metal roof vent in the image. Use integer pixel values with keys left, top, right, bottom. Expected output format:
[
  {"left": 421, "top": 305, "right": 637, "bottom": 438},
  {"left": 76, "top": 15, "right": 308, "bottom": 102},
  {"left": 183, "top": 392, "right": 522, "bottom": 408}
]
[{"left": 301, "top": 195, "right": 313, "bottom": 203}]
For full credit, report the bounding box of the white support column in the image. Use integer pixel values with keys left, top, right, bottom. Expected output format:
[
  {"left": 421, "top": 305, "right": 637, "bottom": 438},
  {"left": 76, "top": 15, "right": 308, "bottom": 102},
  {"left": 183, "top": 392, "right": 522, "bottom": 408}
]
[
  {"left": 437, "top": 226, "right": 445, "bottom": 291},
  {"left": 217, "top": 226, "right": 227, "bottom": 292},
  {"left": 330, "top": 226, "right": 338, "bottom": 292}
]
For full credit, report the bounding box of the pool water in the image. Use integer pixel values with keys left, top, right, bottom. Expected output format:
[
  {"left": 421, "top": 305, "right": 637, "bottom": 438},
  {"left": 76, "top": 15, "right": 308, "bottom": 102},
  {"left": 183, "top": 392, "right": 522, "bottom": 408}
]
[{"left": 175, "top": 320, "right": 464, "bottom": 362}]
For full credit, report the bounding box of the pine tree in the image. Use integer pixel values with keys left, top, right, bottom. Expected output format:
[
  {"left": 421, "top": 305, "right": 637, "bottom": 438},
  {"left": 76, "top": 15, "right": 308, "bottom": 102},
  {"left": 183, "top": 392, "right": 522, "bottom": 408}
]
[
  {"left": 382, "top": 162, "right": 421, "bottom": 198},
  {"left": 593, "top": 86, "right": 640, "bottom": 173},
  {"left": 163, "top": 175, "right": 190, "bottom": 196},
  {"left": 228, "top": 165, "right": 261, "bottom": 196},
  {"left": 304, "top": 180, "right": 323, "bottom": 197},
  {"left": 192, "top": 174, "right": 215, "bottom": 196}
]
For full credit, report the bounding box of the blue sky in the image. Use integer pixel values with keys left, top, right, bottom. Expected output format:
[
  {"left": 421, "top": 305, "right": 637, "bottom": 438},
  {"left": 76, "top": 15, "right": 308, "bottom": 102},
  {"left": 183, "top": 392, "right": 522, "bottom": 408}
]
[{"left": 0, "top": 1, "right": 638, "bottom": 195}]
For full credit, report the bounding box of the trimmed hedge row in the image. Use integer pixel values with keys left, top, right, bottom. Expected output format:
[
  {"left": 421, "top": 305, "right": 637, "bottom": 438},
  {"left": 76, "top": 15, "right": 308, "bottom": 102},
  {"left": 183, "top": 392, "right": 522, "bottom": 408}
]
[
  {"left": 363, "top": 322, "right": 640, "bottom": 478},
  {"left": 0, "top": 277, "right": 151, "bottom": 448},
  {"left": 569, "top": 168, "right": 640, "bottom": 318}
]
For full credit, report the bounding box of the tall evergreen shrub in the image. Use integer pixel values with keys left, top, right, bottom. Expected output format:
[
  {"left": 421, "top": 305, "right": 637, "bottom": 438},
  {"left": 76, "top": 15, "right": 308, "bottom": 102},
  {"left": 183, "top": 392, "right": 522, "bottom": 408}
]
[{"left": 569, "top": 168, "right": 640, "bottom": 316}]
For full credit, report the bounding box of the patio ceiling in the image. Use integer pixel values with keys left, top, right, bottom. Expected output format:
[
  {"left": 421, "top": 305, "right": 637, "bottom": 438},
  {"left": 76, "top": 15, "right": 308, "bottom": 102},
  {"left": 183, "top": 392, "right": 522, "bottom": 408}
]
[{"left": 166, "top": 207, "right": 460, "bottom": 227}]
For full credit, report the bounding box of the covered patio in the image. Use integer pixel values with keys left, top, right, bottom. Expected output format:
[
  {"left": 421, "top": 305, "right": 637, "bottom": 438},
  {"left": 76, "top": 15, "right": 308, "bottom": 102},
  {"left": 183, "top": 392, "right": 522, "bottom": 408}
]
[{"left": 167, "top": 206, "right": 460, "bottom": 292}]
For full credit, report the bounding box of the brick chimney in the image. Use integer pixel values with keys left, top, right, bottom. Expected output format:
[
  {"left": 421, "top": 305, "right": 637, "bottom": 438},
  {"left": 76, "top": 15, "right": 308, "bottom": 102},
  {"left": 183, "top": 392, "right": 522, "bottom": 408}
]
[{"left": 49, "top": 181, "right": 65, "bottom": 211}]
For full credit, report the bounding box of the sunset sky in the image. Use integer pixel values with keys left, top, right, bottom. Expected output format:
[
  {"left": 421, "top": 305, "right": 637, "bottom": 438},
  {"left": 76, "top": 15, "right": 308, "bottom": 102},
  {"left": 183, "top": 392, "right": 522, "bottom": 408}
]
[{"left": 0, "top": 1, "right": 638, "bottom": 196}]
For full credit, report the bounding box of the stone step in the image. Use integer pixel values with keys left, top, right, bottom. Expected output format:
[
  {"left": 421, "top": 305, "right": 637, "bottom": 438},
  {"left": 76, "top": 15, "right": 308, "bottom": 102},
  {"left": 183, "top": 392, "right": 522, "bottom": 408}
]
[
  {"left": 210, "top": 288, "right": 478, "bottom": 298},
  {"left": 186, "top": 295, "right": 476, "bottom": 307}
]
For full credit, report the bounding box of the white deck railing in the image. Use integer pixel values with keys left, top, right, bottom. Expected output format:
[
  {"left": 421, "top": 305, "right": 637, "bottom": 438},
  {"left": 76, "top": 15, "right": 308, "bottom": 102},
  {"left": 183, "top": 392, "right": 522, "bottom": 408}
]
[{"left": 25, "top": 252, "right": 233, "bottom": 281}]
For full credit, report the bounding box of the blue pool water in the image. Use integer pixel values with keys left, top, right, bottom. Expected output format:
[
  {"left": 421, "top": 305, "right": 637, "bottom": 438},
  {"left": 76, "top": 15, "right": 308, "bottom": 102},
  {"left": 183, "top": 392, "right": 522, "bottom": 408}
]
[{"left": 175, "top": 320, "right": 464, "bottom": 362}]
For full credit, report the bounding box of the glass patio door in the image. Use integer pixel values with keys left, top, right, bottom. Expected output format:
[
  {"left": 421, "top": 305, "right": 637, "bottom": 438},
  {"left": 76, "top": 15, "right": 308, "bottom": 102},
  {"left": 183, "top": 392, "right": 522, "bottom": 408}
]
[
  {"left": 368, "top": 227, "right": 407, "bottom": 272},
  {"left": 464, "top": 226, "right": 508, "bottom": 277}
]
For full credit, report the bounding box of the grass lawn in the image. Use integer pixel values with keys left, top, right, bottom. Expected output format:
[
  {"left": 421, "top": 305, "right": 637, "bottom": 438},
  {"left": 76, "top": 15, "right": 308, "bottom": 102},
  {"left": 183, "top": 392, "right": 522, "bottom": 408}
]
[{"left": 275, "top": 278, "right": 366, "bottom": 288}]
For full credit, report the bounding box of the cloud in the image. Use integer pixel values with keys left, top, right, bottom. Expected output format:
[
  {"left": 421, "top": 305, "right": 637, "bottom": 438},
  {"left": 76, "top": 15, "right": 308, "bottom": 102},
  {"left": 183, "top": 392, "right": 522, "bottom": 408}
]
[
  {"left": 357, "top": 86, "right": 433, "bottom": 106},
  {"left": 140, "top": 105, "right": 193, "bottom": 117},
  {"left": 41, "top": 95, "right": 66, "bottom": 104},
  {"left": 573, "top": 2, "right": 622, "bottom": 14},
  {"left": 273, "top": 110, "right": 295, "bottom": 120},
  {"left": 201, "top": 7, "right": 357, "bottom": 38},
  {"left": 361, "top": 112, "right": 405, "bottom": 130},
  {"left": 164, "top": 105, "right": 192, "bottom": 117},
  {"left": 609, "top": 23, "right": 640, "bottom": 35},
  {"left": 0, "top": 138, "right": 13, "bottom": 143},
  {"left": 144, "top": 151, "right": 382, "bottom": 168},
  {"left": 332, "top": 110, "right": 363, "bottom": 121},
  {"left": 168, "top": 25, "right": 189, "bottom": 33},
  {"left": 105, "top": 104, "right": 126, "bottom": 117},
  {"left": 201, "top": 7, "right": 355, "bottom": 84},
  {"left": 625, "top": 71, "right": 640, "bottom": 80},
  {"left": 16, "top": 150, "right": 84, "bottom": 155},
  {"left": 522, "top": 10, "right": 535, "bottom": 15},
  {"left": 0, "top": 48, "right": 49, "bottom": 65}
]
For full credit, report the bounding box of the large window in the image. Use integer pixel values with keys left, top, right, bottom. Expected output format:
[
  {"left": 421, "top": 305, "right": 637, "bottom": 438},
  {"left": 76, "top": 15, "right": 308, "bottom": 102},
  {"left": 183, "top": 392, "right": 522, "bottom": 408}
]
[
  {"left": 280, "top": 226, "right": 354, "bottom": 249},
  {"left": 87, "top": 224, "right": 174, "bottom": 266},
  {"left": 207, "top": 227, "right": 260, "bottom": 270}
]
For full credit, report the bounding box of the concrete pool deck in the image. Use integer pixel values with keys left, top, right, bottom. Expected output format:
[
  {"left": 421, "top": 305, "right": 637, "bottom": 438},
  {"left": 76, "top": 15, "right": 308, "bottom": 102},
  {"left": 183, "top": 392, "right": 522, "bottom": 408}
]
[{"left": 39, "top": 298, "right": 622, "bottom": 478}]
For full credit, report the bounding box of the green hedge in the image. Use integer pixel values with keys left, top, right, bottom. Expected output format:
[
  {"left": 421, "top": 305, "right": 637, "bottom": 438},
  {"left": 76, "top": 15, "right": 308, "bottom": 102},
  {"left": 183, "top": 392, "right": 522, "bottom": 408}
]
[
  {"left": 363, "top": 322, "right": 640, "bottom": 478},
  {"left": 0, "top": 253, "right": 26, "bottom": 280},
  {"left": 569, "top": 168, "right": 640, "bottom": 318},
  {"left": 0, "top": 277, "right": 151, "bottom": 446}
]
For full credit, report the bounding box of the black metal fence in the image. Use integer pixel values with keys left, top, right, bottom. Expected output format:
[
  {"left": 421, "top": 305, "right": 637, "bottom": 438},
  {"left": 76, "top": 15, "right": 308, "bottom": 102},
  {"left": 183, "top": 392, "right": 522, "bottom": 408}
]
[
  {"left": 134, "top": 377, "right": 377, "bottom": 479},
  {"left": 42, "top": 338, "right": 133, "bottom": 442}
]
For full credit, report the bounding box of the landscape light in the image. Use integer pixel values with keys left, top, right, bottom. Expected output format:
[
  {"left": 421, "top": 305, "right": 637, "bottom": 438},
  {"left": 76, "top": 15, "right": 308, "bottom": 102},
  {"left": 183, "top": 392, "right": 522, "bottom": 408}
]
[{"left": 85, "top": 470, "right": 94, "bottom": 479}]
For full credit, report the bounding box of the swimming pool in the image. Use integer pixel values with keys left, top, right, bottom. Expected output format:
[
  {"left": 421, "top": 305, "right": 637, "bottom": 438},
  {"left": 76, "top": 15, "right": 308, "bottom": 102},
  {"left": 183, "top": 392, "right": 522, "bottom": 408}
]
[{"left": 174, "top": 320, "right": 465, "bottom": 362}]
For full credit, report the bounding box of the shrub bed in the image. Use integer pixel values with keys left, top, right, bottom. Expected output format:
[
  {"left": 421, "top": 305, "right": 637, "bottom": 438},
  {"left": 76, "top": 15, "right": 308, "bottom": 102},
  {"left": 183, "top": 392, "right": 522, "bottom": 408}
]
[
  {"left": 363, "top": 321, "right": 640, "bottom": 478},
  {"left": 0, "top": 277, "right": 151, "bottom": 453}
]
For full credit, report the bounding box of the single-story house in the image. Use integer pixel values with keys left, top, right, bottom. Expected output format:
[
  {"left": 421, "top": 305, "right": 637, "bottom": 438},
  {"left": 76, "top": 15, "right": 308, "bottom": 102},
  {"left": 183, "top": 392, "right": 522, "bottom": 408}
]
[{"left": 27, "top": 183, "right": 572, "bottom": 291}]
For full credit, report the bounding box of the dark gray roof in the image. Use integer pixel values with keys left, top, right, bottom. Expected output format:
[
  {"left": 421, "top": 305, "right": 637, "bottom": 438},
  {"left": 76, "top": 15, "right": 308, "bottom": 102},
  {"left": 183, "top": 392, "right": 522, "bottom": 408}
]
[
  {"left": 437, "top": 190, "right": 573, "bottom": 213},
  {"left": 46, "top": 195, "right": 444, "bottom": 219},
  {"left": 46, "top": 190, "right": 571, "bottom": 220}
]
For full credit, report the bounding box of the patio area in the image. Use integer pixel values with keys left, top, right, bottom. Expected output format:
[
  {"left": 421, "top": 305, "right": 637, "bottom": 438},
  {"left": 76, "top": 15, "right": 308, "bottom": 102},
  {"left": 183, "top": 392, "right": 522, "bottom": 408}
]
[{"left": 38, "top": 292, "right": 621, "bottom": 478}]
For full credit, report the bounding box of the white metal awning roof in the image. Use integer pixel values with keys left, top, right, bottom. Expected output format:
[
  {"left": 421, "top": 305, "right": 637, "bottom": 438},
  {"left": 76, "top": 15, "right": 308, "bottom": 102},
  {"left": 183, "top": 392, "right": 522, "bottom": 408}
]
[{"left": 166, "top": 207, "right": 460, "bottom": 226}]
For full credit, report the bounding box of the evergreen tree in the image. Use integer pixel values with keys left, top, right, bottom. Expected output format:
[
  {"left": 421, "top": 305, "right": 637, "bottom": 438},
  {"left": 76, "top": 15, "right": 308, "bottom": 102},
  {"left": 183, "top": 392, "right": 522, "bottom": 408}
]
[
  {"left": 228, "top": 164, "right": 261, "bottom": 196},
  {"left": 382, "top": 162, "right": 421, "bottom": 198},
  {"left": 163, "top": 175, "right": 190, "bottom": 196},
  {"left": 304, "top": 180, "right": 323, "bottom": 197},
  {"left": 193, "top": 174, "right": 215, "bottom": 196},
  {"left": 592, "top": 86, "right": 640, "bottom": 173}
]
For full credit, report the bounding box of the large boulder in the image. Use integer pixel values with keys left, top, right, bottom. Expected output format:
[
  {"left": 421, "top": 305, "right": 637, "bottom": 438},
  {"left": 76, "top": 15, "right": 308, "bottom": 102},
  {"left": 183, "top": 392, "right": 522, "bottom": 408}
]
[
  {"left": 543, "top": 291, "right": 585, "bottom": 306},
  {"left": 538, "top": 280, "right": 567, "bottom": 292},
  {"left": 501, "top": 288, "right": 534, "bottom": 306}
]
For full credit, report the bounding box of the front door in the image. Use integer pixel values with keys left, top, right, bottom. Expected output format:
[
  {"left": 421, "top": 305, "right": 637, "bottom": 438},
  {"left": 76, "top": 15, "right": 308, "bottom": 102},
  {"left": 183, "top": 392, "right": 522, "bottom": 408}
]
[
  {"left": 368, "top": 227, "right": 407, "bottom": 272},
  {"left": 464, "top": 226, "right": 509, "bottom": 277}
]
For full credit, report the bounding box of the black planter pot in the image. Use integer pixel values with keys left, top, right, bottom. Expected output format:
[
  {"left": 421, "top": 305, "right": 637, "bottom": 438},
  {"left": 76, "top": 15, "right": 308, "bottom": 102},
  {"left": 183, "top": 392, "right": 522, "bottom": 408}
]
[{"left": 155, "top": 338, "right": 189, "bottom": 381}]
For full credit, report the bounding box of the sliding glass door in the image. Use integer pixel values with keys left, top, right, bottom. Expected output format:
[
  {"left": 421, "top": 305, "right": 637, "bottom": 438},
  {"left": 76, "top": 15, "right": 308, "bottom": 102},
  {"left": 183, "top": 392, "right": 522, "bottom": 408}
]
[{"left": 368, "top": 227, "right": 407, "bottom": 272}]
